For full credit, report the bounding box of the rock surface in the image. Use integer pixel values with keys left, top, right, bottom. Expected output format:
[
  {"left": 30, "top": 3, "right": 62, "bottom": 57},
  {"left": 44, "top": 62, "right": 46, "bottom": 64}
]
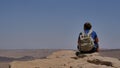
[{"left": 10, "top": 50, "right": 120, "bottom": 68}]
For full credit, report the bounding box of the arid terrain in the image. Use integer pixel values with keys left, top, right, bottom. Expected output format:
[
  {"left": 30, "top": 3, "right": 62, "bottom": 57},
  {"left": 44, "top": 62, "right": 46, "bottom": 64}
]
[{"left": 0, "top": 49, "right": 120, "bottom": 68}]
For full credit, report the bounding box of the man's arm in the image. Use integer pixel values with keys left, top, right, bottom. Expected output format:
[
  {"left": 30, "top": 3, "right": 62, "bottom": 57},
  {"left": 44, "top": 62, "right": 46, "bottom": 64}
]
[{"left": 95, "top": 37, "right": 99, "bottom": 43}]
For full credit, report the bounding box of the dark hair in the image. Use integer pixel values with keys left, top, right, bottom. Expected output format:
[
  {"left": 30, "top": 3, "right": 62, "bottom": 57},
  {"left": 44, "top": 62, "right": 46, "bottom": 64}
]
[{"left": 84, "top": 22, "right": 92, "bottom": 30}]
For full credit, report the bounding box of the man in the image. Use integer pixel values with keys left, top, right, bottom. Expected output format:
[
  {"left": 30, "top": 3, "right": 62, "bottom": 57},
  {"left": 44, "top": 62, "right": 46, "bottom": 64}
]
[{"left": 77, "top": 22, "right": 99, "bottom": 53}]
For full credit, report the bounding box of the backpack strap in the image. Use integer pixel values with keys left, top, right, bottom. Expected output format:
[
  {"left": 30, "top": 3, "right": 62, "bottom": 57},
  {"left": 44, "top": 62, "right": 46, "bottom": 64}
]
[
  {"left": 87, "top": 29, "right": 93, "bottom": 36},
  {"left": 88, "top": 29, "right": 94, "bottom": 42},
  {"left": 79, "top": 29, "right": 93, "bottom": 39}
]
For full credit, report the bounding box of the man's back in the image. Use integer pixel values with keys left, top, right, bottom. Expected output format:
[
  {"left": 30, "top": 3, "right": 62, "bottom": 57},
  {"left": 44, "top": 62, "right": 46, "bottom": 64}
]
[{"left": 77, "top": 22, "right": 99, "bottom": 53}]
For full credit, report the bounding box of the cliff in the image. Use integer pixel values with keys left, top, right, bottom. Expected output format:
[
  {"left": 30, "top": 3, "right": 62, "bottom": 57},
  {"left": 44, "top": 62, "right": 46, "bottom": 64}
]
[{"left": 10, "top": 50, "right": 120, "bottom": 68}]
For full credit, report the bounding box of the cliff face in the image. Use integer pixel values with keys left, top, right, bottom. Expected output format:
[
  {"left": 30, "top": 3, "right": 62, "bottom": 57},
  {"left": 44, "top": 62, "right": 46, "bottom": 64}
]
[{"left": 10, "top": 50, "right": 120, "bottom": 68}]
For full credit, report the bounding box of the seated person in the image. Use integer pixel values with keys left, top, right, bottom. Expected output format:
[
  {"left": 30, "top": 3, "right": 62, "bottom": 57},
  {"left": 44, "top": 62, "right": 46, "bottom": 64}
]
[{"left": 77, "top": 22, "right": 99, "bottom": 54}]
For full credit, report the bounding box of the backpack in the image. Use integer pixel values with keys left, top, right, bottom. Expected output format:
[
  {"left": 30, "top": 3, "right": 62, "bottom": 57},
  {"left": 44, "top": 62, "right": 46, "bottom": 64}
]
[{"left": 78, "top": 30, "right": 94, "bottom": 52}]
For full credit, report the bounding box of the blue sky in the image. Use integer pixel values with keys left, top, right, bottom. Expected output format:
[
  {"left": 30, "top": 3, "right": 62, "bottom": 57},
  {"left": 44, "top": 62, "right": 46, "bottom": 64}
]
[{"left": 0, "top": 0, "right": 120, "bottom": 49}]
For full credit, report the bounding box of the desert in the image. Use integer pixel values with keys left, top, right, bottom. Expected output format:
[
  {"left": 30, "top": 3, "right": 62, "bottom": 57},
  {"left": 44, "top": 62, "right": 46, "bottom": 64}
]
[{"left": 0, "top": 49, "right": 120, "bottom": 68}]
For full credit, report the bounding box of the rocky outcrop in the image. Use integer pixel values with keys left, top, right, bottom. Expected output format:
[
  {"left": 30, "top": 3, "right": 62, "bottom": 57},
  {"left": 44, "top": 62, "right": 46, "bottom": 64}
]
[{"left": 10, "top": 50, "right": 120, "bottom": 68}]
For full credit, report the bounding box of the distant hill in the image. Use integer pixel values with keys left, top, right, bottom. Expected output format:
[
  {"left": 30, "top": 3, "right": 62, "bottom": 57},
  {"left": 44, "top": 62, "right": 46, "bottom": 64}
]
[{"left": 0, "top": 56, "right": 35, "bottom": 62}]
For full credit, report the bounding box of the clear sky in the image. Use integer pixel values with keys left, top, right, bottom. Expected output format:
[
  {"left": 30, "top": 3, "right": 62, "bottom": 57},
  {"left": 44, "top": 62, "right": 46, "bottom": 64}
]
[{"left": 0, "top": 0, "right": 120, "bottom": 49}]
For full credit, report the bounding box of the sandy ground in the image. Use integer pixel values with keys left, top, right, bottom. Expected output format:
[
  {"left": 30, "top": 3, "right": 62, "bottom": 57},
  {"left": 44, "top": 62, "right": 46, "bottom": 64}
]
[
  {"left": 0, "top": 62, "right": 10, "bottom": 68},
  {"left": 0, "top": 49, "right": 119, "bottom": 68},
  {"left": 0, "top": 49, "right": 60, "bottom": 68},
  {"left": 10, "top": 50, "right": 120, "bottom": 68}
]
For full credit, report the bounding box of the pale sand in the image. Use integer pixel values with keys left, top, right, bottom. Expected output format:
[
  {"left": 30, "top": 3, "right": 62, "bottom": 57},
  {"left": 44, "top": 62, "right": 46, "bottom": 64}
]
[
  {"left": 10, "top": 50, "right": 120, "bottom": 68},
  {"left": 0, "top": 49, "right": 120, "bottom": 68}
]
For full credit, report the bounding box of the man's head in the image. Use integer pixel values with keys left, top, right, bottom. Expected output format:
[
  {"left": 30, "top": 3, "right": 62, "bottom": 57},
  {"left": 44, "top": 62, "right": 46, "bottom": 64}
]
[{"left": 84, "top": 22, "right": 92, "bottom": 30}]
